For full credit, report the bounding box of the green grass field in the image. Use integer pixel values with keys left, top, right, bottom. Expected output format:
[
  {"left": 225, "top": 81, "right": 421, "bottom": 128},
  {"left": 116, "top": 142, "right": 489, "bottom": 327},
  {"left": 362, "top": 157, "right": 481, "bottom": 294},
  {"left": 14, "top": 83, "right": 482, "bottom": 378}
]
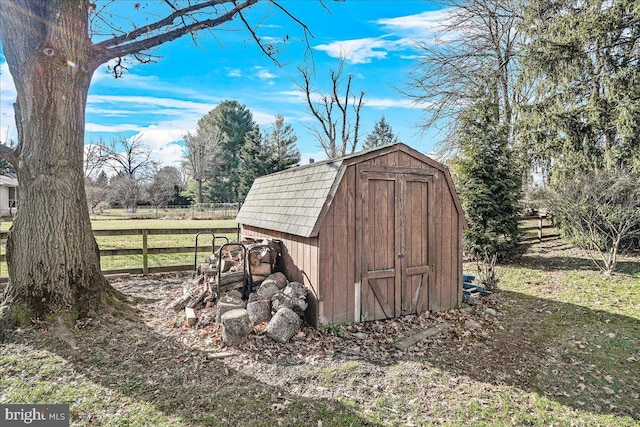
[
  {"left": 1, "top": 240, "right": 638, "bottom": 426},
  {"left": 0, "top": 218, "right": 239, "bottom": 278}
]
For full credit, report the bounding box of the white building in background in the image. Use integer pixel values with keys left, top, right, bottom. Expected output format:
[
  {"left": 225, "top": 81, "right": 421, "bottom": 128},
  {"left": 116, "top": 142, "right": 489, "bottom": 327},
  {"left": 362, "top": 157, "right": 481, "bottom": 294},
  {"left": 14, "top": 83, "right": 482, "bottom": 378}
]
[{"left": 0, "top": 175, "right": 18, "bottom": 217}]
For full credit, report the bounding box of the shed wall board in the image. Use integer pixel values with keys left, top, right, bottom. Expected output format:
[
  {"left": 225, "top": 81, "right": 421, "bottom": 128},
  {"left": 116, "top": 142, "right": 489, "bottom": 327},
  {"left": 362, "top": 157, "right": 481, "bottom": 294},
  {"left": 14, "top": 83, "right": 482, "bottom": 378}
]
[
  {"left": 241, "top": 225, "right": 321, "bottom": 325},
  {"left": 238, "top": 143, "right": 464, "bottom": 326}
]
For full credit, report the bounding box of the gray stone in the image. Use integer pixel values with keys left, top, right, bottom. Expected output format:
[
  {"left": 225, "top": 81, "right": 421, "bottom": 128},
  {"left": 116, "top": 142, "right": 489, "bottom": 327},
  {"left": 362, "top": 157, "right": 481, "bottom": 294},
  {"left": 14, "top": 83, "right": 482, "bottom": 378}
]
[
  {"left": 271, "top": 282, "right": 308, "bottom": 316},
  {"left": 265, "top": 307, "right": 301, "bottom": 343},
  {"left": 247, "top": 299, "right": 272, "bottom": 325},
  {"left": 271, "top": 293, "right": 308, "bottom": 316},
  {"left": 257, "top": 280, "right": 280, "bottom": 300},
  {"left": 216, "top": 296, "right": 246, "bottom": 323},
  {"left": 484, "top": 308, "right": 497, "bottom": 316},
  {"left": 285, "top": 281, "right": 307, "bottom": 299},
  {"left": 464, "top": 319, "right": 482, "bottom": 330},
  {"left": 227, "top": 289, "right": 243, "bottom": 300},
  {"left": 265, "top": 272, "right": 288, "bottom": 289},
  {"left": 221, "top": 309, "right": 251, "bottom": 346},
  {"left": 351, "top": 332, "right": 368, "bottom": 340}
]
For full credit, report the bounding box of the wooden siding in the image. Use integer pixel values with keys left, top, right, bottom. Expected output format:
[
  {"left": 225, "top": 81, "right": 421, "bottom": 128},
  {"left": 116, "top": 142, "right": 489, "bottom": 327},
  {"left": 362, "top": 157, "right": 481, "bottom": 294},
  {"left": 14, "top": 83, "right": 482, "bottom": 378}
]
[
  {"left": 239, "top": 144, "right": 464, "bottom": 326},
  {"left": 318, "top": 165, "right": 357, "bottom": 324},
  {"left": 352, "top": 150, "right": 461, "bottom": 318},
  {"left": 241, "top": 225, "right": 321, "bottom": 326}
]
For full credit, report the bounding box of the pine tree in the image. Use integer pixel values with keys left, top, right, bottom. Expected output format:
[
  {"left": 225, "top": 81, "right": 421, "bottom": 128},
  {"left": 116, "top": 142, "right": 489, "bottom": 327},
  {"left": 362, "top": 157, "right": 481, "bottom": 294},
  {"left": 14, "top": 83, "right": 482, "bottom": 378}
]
[
  {"left": 238, "top": 115, "right": 301, "bottom": 200},
  {"left": 265, "top": 115, "right": 300, "bottom": 170},
  {"left": 238, "top": 126, "right": 273, "bottom": 201},
  {"left": 521, "top": 0, "right": 640, "bottom": 178},
  {"left": 454, "top": 91, "right": 524, "bottom": 262},
  {"left": 202, "top": 100, "right": 255, "bottom": 202},
  {"left": 363, "top": 116, "right": 399, "bottom": 150}
]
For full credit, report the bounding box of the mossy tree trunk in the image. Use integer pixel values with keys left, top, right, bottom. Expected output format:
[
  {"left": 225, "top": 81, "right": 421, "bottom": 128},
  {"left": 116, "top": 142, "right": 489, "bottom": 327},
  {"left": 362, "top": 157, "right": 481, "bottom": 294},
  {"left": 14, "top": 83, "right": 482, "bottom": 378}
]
[
  {"left": 0, "top": 1, "right": 113, "bottom": 322},
  {"left": 0, "top": 0, "right": 305, "bottom": 327}
]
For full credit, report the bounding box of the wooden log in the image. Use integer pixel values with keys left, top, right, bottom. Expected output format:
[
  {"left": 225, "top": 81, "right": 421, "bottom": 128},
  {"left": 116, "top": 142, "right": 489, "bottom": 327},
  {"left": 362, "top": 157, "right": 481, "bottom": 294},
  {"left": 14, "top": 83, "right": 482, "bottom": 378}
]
[
  {"left": 185, "top": 307, "right": 198, "bottom": 326},
  {"left": 167, "top": 293, "right": 192, "bottom": 311},
  {"left": 393, "top": 323, "right": 450, "bottom": 350},
  {"left": 206, "top": 352, "right": 236, "bottom": 360},
  {"left": 217, "top": 271, "right": 245, "bottom": 286},
  {"left": 186, "top": 288, "right": 209, "bottom": 308},
  {"left": 220, "top": 258, "right": 236, "bottom": 273},
  {"left": 249, "top": 262, "right": 272, "bottom": 277},
  {"left": 251, "top": 274, "right": 269, "bottom": 284},
  {"left": 248, "top": 246, "right": 271, "bottom": 266}
]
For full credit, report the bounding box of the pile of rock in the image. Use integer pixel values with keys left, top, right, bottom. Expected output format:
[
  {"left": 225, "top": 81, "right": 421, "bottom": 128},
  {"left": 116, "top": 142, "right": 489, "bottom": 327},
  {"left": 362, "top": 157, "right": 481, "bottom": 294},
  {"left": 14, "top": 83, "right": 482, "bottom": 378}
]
[
  {"left": 167, "top": 237, "right": 309, "bottom": 346},
  {"left": 218, "top": 272, "right": 309, "bottom": 345}
]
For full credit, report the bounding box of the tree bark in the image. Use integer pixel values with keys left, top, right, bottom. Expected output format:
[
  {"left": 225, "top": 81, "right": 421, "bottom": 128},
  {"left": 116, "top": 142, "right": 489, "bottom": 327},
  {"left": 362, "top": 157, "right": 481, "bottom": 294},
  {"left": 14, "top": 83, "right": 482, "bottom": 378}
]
[{"left": 0, "top": 1, "right": 118, "bottom": 322}]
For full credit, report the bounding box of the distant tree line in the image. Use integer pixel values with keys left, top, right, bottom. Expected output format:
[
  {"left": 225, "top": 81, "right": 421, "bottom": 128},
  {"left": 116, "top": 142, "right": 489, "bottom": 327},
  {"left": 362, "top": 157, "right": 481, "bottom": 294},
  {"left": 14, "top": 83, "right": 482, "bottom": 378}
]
[
  {"left": 182, "top": 100, "right": 302, "bottom": 204},
  {"left": 84, "top": 136, "right": 188, "bottom": 214}
]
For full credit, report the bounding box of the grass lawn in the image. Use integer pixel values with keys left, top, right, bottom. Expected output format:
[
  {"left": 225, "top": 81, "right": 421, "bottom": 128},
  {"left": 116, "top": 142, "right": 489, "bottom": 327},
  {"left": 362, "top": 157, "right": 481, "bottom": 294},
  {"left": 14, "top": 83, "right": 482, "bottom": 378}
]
[
  {"left": 0, "top": 240, "right": 639, "bottom": 426},
  {"left": 1, "top": 218, "right": 239, "bottom": 277}
]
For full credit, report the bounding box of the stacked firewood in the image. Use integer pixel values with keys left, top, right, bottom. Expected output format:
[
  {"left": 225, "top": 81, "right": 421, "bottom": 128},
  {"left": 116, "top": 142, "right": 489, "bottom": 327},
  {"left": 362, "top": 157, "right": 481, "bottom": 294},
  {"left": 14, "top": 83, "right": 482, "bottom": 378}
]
[
  {"left": 167, "top": 238, "right": 282, "bottom": 323},
  {"left": 166, "top": 238, "right": 310, "bottom": 344}
]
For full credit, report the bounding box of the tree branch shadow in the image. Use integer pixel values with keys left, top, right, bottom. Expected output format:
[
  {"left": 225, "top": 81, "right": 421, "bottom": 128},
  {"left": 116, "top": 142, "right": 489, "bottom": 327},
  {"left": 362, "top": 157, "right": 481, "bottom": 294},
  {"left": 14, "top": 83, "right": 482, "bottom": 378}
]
[{"left": 32, "top": 310, "right": 371, "bottom": 427}]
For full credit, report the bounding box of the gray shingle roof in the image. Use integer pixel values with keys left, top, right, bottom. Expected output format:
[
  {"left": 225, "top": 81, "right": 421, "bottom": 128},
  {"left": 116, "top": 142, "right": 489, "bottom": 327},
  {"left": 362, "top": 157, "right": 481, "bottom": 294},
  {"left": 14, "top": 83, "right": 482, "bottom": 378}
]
[{"left": 236, "top": 159, "right": 344, "bottom": 237}]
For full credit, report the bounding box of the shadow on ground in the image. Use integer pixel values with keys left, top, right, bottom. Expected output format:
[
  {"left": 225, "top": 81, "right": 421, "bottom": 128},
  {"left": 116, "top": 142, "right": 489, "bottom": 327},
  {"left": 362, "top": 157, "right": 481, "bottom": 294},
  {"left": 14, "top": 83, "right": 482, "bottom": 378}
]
[
  {"left": 516, "top": 241, "right": 640, "bottom": 276},
  {"left": 29, "top": 312, "right": 370, "bottom": 427}
]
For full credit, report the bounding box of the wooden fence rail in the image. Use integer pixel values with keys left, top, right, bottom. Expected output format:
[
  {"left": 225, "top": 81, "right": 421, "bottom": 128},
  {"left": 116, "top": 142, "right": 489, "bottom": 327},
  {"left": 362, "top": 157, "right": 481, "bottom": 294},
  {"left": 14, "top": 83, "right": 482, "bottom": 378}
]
[
  {"left": 519, "top": 214, "right": 560, "bottom": 243},
  {"left": 0, "top": 226, "right": 240, "bottom": 283},
  {"left": 0, "top": 217, "right": 556, "bottom": 285}
]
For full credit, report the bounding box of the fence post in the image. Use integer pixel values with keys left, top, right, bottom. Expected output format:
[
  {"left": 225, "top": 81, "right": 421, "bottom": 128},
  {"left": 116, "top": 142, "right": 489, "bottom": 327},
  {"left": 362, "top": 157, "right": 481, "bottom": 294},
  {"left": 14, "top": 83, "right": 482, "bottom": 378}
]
[
  {"left": 538, "top": 214, "right": 543, "bottom": 242},
  {"left": 142, "top": 229, "right": 148, "bottom": 275}
]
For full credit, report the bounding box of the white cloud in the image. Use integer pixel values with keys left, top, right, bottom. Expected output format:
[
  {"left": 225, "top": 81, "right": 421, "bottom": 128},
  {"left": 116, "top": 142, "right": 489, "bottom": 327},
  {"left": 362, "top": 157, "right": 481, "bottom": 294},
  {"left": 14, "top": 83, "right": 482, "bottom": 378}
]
[
  {"left": 130, "top": 126, "right": 187, "bottom": 168},
  {"left": 227, "top": 68, "right": 242, "bottom": 77},
  {"left": 252, "top": 110, "right": 277, "bottom": 126},
  {"left": 86, "top": 94, "right": 215, "bottom": 167},
  {"left": 254, "top": 66, "right": 278, "bottom": 83},
  {"left": 85, "top": 123, "right": 145, "bottom": 133},
  {"left": 314, "top": 37, "right": 397, "bottom": 64},
  {"left": 365, "top": 97, "right": 418, "bottom": 109},
  {"left": 312, "top": 9, "right": 454, "bottom": 65},
  {"left": 375, "top": 9, "right": 454, "bottom": 38},
  {"left": 87, "top": 94, "right": 213, "bottom": 114}
]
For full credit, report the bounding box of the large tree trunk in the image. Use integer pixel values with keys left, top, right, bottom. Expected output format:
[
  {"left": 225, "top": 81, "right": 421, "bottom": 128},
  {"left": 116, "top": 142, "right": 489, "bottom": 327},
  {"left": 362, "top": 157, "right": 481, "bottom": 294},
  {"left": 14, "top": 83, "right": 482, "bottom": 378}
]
[{"left": 0, "top": 1, "right": 118, "bottom": 322}]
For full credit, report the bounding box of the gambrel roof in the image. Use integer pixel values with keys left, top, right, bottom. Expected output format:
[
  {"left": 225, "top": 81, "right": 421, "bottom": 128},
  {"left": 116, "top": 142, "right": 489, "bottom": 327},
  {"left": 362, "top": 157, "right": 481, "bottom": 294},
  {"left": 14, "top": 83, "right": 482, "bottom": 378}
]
[
  {"left": 236, "top": 157, "right": 344, "bottom": 237},
  {"left": 236, "top": 143, "right": 465, "bottom": 238}
]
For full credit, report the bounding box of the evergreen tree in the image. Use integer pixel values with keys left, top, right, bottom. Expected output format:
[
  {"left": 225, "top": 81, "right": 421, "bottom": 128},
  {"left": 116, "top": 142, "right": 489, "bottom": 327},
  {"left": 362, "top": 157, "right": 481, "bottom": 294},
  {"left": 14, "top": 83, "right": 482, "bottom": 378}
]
[
  {"left": 0, "top": 158, "right": 16, "bottom": 176},
  {"left": 202, "top": 100, "right": 255, "bottom": 202},
  {"left": 238, "top": 115, "right": 301, "bottom": 201},
  {"left": 265, "top": 114, "right": 300, "bottom": 170},
  {"left": 521, "top": 0, "right": 640, "bottom": 179},
  {"left": 363, "top": 116, "right": 399, "bottom": 150},
  {"left": 238, "top": 126, "right": 273, "bottom": 201},
  {"left": 454, "top": 90, "right": 525, "bottom": 262}
]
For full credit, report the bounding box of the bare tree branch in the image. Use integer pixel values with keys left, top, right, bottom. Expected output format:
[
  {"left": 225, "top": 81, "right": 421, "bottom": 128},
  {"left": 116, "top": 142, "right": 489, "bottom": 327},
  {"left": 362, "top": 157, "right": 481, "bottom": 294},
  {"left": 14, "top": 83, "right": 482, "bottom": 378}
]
[
  {"left": 93, "top": 0, "right": 257, "bottom": 64},
  {"left": 298, "top": 58, "right": 364, "bottom": 158},
  {"left": 93, "top": 0, "right": 232, "bottom": 50},
  {"left": 0, "top": 143, "right": 18, "bottom": 168}
]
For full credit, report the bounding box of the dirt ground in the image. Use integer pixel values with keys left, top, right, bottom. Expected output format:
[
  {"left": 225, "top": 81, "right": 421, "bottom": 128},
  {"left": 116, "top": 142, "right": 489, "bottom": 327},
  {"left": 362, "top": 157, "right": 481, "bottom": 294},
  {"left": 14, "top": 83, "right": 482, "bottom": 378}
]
[
  {"left": 3, "top": 240, "right": 639, "bottom": 426},
  {"left": 111, "top": 271, "right": 542, "bottom": 390}
]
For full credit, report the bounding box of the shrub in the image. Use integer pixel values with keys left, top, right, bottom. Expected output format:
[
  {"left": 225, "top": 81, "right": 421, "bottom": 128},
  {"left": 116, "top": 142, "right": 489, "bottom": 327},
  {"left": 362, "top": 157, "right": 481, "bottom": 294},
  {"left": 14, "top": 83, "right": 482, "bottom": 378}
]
[{"left": 544, "top": 169, "right": 640, "bottom": 274}]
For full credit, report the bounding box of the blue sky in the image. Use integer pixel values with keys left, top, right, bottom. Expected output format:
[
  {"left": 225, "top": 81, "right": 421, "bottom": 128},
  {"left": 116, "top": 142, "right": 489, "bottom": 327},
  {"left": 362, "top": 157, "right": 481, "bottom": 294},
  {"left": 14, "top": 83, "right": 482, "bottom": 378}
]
[{"left": 0, "top": 1, "right": 451, "bottom": 168}]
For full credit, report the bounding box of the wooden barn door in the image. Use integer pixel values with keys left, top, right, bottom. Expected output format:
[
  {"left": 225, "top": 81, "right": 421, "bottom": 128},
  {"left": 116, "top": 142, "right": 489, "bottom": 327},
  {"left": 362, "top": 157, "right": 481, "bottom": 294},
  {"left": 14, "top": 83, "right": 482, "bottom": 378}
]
[
  {"left": 359, "top": 169, "right": 433, "bottom": 321},
  {"left": 399, "top": 174, "right": 433, "bottom": 315}
]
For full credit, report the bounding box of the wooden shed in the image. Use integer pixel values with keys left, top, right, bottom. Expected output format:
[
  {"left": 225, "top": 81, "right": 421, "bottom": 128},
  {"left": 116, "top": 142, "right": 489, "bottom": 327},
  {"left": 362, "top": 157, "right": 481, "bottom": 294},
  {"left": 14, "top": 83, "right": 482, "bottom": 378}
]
[{"left": 237, "top": 143, "right": 466, "bottom": 326}]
